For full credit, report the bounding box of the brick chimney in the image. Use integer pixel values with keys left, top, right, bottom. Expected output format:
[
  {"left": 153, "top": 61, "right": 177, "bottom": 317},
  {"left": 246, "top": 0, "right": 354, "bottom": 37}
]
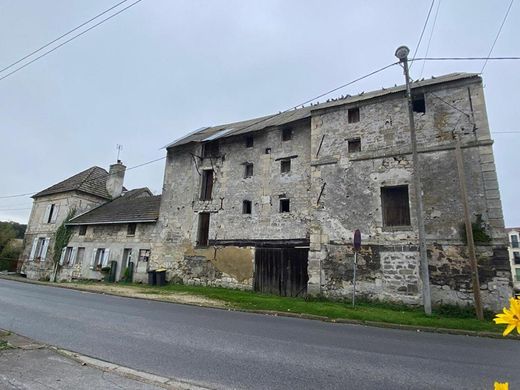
[{"left": 106, "top": 160, "right": 126, "bottom": 198}]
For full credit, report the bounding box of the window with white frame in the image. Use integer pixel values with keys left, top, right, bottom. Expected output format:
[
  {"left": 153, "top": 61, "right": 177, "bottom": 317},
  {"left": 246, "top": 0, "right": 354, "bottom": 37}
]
[
  {"left": 59, "top": 247, "right": 77, "bottom": 267},
  {"left": 138, "top": 249, "right": 150, "bottom": 262},
  {"left": 89, "top": 248, "right": 109, "bottom": 269},
  {"left": 29, "top": 237, "right": 50, "bottom": 261},
  {"left": 511, "top": 234, "right": 519, "bottom": 248},
  {"left": 43, "top": 204, "right": 59, "bottom": 224}
]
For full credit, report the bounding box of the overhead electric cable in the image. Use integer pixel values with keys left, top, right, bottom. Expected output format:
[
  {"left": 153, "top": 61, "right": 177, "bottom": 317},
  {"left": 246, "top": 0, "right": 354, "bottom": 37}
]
[
  {"left": 419, "top": 0, "right": 442, "bottom": 78},
  {"left": 0, "top": 0, "right": 130, "bottom": 75},
  {"left": 0, "top": 0, "right": 143, "bottom": 82},
  {"left": 481, "top": 0, "right": 514, "bottom": 73},
  {"left": 410, "top": 0, "right": 436, "bottom": 68},
  {"left": 413, "top": 56, "right": 520, "bottom": 61}
]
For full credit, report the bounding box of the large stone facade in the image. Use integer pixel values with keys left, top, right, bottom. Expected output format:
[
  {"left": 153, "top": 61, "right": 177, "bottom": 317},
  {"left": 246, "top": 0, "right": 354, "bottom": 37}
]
[{"left": 153, "top": 73, "right": 512, "bottom": 310}]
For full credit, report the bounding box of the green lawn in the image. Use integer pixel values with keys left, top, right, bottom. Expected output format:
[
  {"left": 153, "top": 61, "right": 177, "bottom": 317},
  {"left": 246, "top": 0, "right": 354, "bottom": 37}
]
[{"left": 107, "top": 281, "right": 502, "bottom": 333}]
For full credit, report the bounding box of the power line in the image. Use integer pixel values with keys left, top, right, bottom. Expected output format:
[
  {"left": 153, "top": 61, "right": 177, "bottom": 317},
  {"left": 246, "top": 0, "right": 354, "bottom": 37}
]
[
  {"left": 0, "top": 0, "right": 143, "bottom": 82},
  {"left": 411, "top": 0, "right": 436, "bottom": 67},
  {"left": 0, "top": 208, "right": 32, "bottom": 211},
  {"left": 0, "top": 0, "right": 130, "bottom": 75},
  {"left": 419, "top": 0, "right": 442, "bottom": 78},
  {"left": 481, "top": 0, "right": 515, "bottom": 73},
  {"left": 412, "top": 56, "right": 520, "bottom": 61}
]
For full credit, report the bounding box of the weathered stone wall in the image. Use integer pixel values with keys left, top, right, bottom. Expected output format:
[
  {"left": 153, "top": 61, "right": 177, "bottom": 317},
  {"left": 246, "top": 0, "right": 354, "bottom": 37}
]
[
  {"left": 21, "top": 191, "right": 107, "bottom": 280},
  {"left": 151, "top": 119, "right": 312, "bottom": 288},
  {"left": 308, "top": 78, "right": 511, "bottom": 310},
  {"left": 57, "top": 222, "right": 155, "bottom": 282}
]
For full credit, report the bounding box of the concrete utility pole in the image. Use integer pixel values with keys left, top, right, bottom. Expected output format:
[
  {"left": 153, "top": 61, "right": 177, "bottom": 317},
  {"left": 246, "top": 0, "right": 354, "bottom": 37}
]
[
  {"left": 395, "top": 46, "right": 432, "bottom": 315},
  {"left": 454, "top": 135, "right": 484, "bottom": 320}
]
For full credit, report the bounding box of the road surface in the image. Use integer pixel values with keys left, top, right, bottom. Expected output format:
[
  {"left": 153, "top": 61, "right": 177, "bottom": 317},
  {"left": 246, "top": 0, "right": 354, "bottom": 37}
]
[{"left": 0, "top": 278, "right": 518, "bottom": 389}]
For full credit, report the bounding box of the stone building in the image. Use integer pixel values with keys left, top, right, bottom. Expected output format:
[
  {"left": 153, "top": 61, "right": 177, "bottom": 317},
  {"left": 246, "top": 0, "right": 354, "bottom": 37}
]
[
  {"left": 505, "top": 227, "right": 520, "bottom": 292},
  {"left": 152, "top": 73, "right": 511, "bottom": 310},
  {"left": 21, "top": 164, "right": 125, "bottom": 280}
]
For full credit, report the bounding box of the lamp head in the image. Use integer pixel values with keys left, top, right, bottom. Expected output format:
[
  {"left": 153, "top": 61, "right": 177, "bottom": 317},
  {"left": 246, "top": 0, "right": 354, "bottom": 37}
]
[{"left": 395, "top": 46, "right": 410, "bottom": 61}]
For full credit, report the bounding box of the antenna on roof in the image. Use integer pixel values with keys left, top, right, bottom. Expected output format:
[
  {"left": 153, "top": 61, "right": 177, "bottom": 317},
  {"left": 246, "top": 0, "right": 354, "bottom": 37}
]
[{"left": 116, "top": 144, "right": 123, "bottom": 163}]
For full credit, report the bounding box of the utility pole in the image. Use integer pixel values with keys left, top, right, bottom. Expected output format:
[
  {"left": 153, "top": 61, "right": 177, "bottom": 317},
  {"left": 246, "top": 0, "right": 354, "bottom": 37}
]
[
  {"left": 395, "top": 46, "right": 432, "bottom": 315},
  {"left": 454, "top": 135, "right": 484, "bottom": 320}
]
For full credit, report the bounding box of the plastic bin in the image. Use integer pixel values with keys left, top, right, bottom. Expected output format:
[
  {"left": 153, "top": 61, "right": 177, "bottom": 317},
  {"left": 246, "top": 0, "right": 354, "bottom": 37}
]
[
  {"left": 147, "top": 270, "right": 157, "bottom": 285},
  {"left": 156, "top": 269, "right": 166, "bottom": 286}
]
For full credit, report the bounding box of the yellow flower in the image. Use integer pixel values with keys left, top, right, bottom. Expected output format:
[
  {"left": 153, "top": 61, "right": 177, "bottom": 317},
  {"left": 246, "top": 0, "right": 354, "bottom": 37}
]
[
  {"left": 494, "top": 382, "right": 509, "bottom": 390},
  {"left": 494, "top": 297, "right": 520, "bottom": 336}
]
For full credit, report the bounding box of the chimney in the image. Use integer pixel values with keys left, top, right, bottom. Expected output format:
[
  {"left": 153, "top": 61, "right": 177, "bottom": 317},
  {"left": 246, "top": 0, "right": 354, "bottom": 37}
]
[{"left": 106, "top": 160, "right": 126, "bottom": 198}]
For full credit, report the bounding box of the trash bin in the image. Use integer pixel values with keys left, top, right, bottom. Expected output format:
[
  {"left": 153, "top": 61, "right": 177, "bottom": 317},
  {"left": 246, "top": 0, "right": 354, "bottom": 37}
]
[
  {"left": 156, "top": 269, "right": 166, "bottom": 286},
  {"left": 147, "top": 270, "right": 157, "bottom": 286}
]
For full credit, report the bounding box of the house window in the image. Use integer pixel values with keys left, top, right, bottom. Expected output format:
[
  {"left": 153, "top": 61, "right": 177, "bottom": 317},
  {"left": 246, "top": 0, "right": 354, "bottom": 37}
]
[
  {"left": 280, "top": 159, "right": 291, "bottom": 173},
  {"left": 94, "top": 248, "right": 105, "bottom": 268},
  {"left": 35, "top": 237, "right": 47, "bottom": 260},
  {"left": 243, "top": 200, "right": 252, "bottom": 214},
  {"left": 511, "top": 235, "right": 519, "bottom": 248},
  {"left": 62, "top": 247, "right": 74, "bottom": 266},
  {"left": 279, "top": 198, "right": 290, "bottom": 213},
  {"left": 127, "top": 223, "right": 137, "bottom": 236},
  {"left": 244, "top": 163, "right": 254, "bottom": 178},
  {"left": 138, "top": 249, "right": 150, "bottom": 262},
  {"left": 516, "top": 268, "right": 520, "bottom": 282},
  {"left": 197, "top": 213, "right": 210, "bottom": 246},
  {"left": 245, "top": 135, "right": 254, "bottom": 148},
  {"left": 44, "top": 203, "right": 58, "bottom": 224},
  {"left": 282, "top": 127, "right": 292, "bottom": 141},
  {"left": 348, "top": 138, "right": 361, "bottom": 153},
  {"left": 202, "top": 141, "right": 219, "bottom": 158},
  {"left": 381, "top": 185, "right": 411, "bottom": 227},
  {"left": 412, "top": 93, "right": 426, "bottom": 113},
  {"left": 200, "top": 170, "right": 214, "bottom": 201},
  {"left": 79, "top": 225, "right": 87, "bottom": 236},
  {"left": 514, "top": 252, "right": 520, "bottom": 265},
  {"left": 265, "top": 148, "right": 271, "bottom": 154},
  {"left": 348, "top": 107, "right": 360, "bottom": 123},
  {"left": 77, "top": 247, "right": 85, "bottom": 264}
]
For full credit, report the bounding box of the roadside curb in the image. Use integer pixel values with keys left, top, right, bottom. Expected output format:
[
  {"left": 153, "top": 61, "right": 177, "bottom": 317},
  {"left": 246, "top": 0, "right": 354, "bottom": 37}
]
[{"left": 2, "top": 274, "right": 517, "bottom": 341}]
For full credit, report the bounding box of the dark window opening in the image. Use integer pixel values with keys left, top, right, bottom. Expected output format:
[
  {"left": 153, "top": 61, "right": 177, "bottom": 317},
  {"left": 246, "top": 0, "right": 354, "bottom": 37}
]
[
  {"left": 242, "top": 200, "right": 252, "bottom": 214},
  {"left": 200, "top": 170, "right": 214, "bottom": 200},
  {"left": 197, "top": 213, "right": 210, "bottom": 246},
  {"left": 511, "top": 235, "right": 519, "bottom": 248},
  {"left": 47, "top": 204, "right": 55, "bottom": 223},
  {"left": 513, "top": 252, "right": 520, "bottom": 265},
  {"left": 279, "top": 199, "right": 290, "bottom": 213},
  {"left": 282, "top": 127, "right": 292, "bottom": 141},
  {"left": 127, "top": 223, "right": 137, "bottom": 236},
  {"left": 244, "top": 163, "right": 254, "bottom": 178},
  {"left": 245, "top": 135, "right": 254, "bottom": 148},
  {"left": 381, "top": 185, "right": 411, "bottom": 227},
  {"left": 265, "top": 148, "right": 271, "bottom": 154},
  {"left": 138, "top": 249, "right": 150, "bottom": 262},
  {"left": 348, "top": 107, "right": 360, "bottom": 123},
  {"left": 280, "top": 159, "right": 291, "bottom": 173},
  {"left": 412, "top": 93, "right": 426, "bottom": 113},
  {"left": 348, "top": 138, "right": 361, "bottom": 153},
  {"left": 79, "top": 225, "right": 87, "bottom": 236},
  {"left": 202, "top": 141, "right": 219, "bottom": 158}
]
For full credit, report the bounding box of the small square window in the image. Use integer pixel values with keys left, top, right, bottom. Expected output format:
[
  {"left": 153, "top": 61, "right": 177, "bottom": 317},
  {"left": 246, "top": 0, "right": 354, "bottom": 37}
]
[
  {"left": 412, "top": 93, "right": 426, "bottom": 113},
  {"left": 245, "top": 135, "right": 254, "bottom": 148},
  {"left": 348, "top": 108, "right": 360, "bottom": 123},
  {"left": 242, "top": 200, "right": 252, "bottom": 214},
  {"left": 281, "top": 159, "right": 291, "bottom": 173},
  {"left": 244, "top": 163, "right": 254, "bottom": 178},
  {"left": 279, "top": 199, "right": 290, "bottom": 213},
  {"left": 348, "top": 138, "right": 361, "bottom": 153},
  {"left": 265, "top": 148, "right": 271, "bottom": 154},
  {"left": 79, "top": 225, "right": 87, "bottom": 236},
  {"left": 202, "top": 141, "right": 219, "bottom": 158},
  {"left": 282, "top": 128, "right": 292, "bottom": 141},
  {"left": 127, "top": 223, "right": 137, "bottom": 236}
]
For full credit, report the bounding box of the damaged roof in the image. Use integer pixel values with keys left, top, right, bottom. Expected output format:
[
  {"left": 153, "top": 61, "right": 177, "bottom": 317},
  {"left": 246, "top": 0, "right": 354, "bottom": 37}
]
[
  {"left": 67, "top": 188, "right": 161, "bottom": 225},
  {"left": 33, "top": 166, "right": 113, "bottom": 200},
  {"left": 164, "top": 73, "right": 480, "bottom": 149}
]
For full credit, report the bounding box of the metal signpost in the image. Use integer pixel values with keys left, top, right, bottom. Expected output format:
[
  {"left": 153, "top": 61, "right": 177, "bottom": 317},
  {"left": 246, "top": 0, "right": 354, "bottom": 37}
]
[{"left": 352, "top": 229, "right": 361, "bottom": 307}]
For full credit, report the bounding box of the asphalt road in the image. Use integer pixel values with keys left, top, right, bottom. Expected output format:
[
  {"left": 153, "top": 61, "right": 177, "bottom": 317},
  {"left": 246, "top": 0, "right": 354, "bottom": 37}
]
[{"left": 0, "top": 278, "right": 518, "bottom": 390}]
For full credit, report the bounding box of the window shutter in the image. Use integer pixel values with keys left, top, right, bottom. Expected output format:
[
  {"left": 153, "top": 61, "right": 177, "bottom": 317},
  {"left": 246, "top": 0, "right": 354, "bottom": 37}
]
[
  {"left": 59, "top": 248, "right": 66, "bottom": 265},
  {"left": 43, "top": 205, "right": 52, "bottom": 223},
  {"left": 90, "top": 248, "right": 97, "bottom": 269},
  {"left": 102, "top": 249, "right": 110, "bottom": 267},
  {"left": 50, "top": 205, "right": 59, "bottom": 223},
  {"left": 41, "top": 238, "right": 50, "bottom": 261},
  {"left": 70, "top": 247, "right": 78, "bottom": 266},
  {"left": 29, "top": 238, "right": 39, "bottom": 261}
]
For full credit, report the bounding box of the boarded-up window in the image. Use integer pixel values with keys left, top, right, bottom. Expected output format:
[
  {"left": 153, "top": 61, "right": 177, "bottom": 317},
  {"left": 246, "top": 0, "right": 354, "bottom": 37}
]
[
  {"left": 197, "top": 213, "right": 210, "bottom": 246},
  {"left": 279, "top": 198, "right": 290, "bottom": 213},
  {"left": 280, "top": 159, "right": 291, "bottom": 173},
  {"left": 77, "top": 247, "right": 85, "bottom": 264},
  {"left": 202, "top": 141, "right": 219, "bottom": 158},
  {"left": 245, "top": 135, "right": 254, "bottom": 148},
  {"left": 348, "top": 107, "right": 360, "bottom": 123},
  {"left": 381, "top": 185, "right": 411, "bottom": 227},
  {"left": 244, "top": 163, "right": 254, "bottom": 178},
  {"left": 412, "top": 93, "right": 426, "bottom": 113},
  {"left": 127, "top": 223, "right": 137, "bottom": 236},
  {"left": 348, "top": 138, "right": 361, "bottom": 153},
  {"left": 243, "top": 200, "right": 252, "bottom": 214},
  {"left": 282, "top": 127, "right": 292, "bottom": 141},
  {"left": 79, "top": 225, "right": 87, "bottom": 236},
  {"left": 200, "top": 170, "right": 214, "bottom": 200}
]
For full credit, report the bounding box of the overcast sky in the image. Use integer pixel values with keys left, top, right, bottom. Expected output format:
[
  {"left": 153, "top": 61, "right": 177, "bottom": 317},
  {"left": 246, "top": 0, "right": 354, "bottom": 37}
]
[{"left": 0, "top": 0, "right": 518, "bottom": 227}]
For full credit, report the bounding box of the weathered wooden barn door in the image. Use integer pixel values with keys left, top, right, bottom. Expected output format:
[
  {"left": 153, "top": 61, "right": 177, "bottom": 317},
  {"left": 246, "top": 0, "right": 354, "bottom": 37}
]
[{"left": 254, "top": 248, "right": 309, "bottom": 297}]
